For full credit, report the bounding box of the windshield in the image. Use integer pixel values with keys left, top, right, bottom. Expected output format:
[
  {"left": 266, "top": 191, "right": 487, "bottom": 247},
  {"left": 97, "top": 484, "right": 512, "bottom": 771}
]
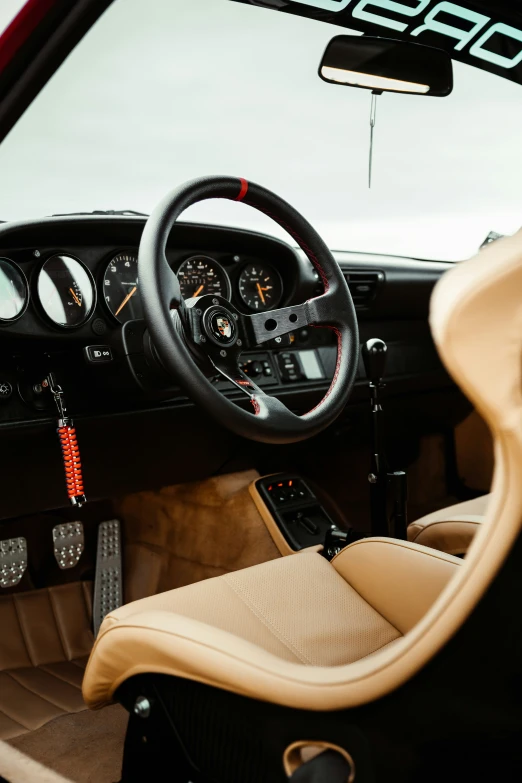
[{"left": 0, "top": 0, "right": 521, "bottom": 261}]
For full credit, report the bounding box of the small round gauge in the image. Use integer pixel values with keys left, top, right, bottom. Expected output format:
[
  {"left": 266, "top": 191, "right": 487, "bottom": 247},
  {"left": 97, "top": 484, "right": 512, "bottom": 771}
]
[
  {"left": 37, "top": 255, "right": 95, "bottom": 328},
  {"left": 238, "top": 262, "right": 283, "bottom": 311},
  {"left": 103, "top": 251, "right": 143, "bottom": 323},
  {"left": 0, "top": 258, "right": 28, "bottom": 322},
  {"left": 177, "top": 255, "right": 230, "bottom": 301}
]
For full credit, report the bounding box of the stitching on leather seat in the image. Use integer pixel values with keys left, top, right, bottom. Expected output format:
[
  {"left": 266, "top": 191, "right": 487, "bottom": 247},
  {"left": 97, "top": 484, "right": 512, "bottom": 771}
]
[
  {"left": 330, "top": 537, "right": 462, "bottom": 567},
  {"left": 222, "top": 575, "right": 314, "bottom": 665}
]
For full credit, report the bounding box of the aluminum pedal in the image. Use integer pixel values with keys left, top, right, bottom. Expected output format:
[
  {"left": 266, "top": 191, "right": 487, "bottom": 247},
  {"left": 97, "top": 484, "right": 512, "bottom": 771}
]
[
  {"left": 0, "top": 537, "right": 27, "bottom": 588},
  {"left": 93, "top": 519, "right": 123, "bottom": 636},
  {"left": 52, "top": 522, "right": 84, "bottom": 569}
]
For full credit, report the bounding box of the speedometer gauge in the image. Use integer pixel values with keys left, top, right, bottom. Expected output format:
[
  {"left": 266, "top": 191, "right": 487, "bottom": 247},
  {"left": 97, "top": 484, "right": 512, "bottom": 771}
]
[
  {"left": 103, "top": 251, "right": 143, "bottom": 323},
  {"left": 177, "top": 256, "right": 230, "bottom": 301},
  {"left": 37, "top": 255, "right": 95, "bottom": 328}
]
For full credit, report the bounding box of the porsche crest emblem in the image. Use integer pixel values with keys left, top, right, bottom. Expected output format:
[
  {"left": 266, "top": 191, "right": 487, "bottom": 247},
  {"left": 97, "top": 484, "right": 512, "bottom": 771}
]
[
  {"left": 216, "top": 316, "right": 232, "bottom": 339},
  {"left": 206, "top": 308, "right": 237, "bottom": 344}
]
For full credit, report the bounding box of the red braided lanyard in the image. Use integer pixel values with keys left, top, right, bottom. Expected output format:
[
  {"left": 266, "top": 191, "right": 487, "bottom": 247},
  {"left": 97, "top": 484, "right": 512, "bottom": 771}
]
[{"left": 57, "top": 424, "right": 85, "bottom": 502}]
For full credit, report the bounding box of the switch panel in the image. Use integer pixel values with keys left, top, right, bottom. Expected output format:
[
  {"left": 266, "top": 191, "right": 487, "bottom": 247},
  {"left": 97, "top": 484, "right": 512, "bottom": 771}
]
[{"left": 256, "top": 474, "right": 339, "bottom": 551}]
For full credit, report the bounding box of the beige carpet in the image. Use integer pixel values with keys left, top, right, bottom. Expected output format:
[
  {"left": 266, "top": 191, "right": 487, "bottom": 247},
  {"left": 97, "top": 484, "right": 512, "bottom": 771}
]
[
  {"left": 117, "top": 470, "right": 281, "bottom": 602},
  {"left": 9, "top": 705, "right": 128, "bottom": 783}
]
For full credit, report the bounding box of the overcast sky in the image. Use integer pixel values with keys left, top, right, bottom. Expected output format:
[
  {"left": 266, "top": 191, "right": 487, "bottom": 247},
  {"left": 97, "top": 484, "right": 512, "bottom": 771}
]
[{"left": 1, "top": 0, "right": 522, "bottom": 260}]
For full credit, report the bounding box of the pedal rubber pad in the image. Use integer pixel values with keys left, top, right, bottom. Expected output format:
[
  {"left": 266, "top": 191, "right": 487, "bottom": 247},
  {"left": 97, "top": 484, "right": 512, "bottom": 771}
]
[
  {"left": 52, "top": 522, "right": 84, "bottom": 569},
  {"left": 93, "top": 519, "right": 123, "bottom": 636},
  {"left": 0, "top": 537, "right": 28, "bottom": 588}
]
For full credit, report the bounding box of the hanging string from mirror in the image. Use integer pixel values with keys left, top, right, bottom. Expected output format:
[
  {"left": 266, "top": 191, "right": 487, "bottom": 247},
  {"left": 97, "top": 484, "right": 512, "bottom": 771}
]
[{"left": 368, "top": 90, "right": 382, "bottom": 189}]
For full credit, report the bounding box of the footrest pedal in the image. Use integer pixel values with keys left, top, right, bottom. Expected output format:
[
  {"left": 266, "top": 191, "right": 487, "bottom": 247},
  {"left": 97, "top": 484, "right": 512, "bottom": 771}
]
[
  {"left": 93, "top": 519, "right": 123, "bottom": 636},
  {"left": 0, "top": 537, "right": 27, "bottom": 588},
  {"left": 52, "top": 522, "right": 84, "bottom": 569}
]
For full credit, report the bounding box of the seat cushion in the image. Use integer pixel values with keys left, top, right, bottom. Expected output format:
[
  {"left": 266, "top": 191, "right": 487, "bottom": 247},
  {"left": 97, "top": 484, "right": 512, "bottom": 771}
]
[
  {"left": 407, "top": 494, "right": 490, "bottom": 555},
  {"left": 83, "top": 540, "right": 460, "bottom": 711},
  {"left": 99, "top": 553, "right": 402, "bottom": 666}
]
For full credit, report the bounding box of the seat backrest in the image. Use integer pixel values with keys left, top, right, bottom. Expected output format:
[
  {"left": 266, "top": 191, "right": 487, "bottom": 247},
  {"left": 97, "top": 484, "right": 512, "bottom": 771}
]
[
  {"left": 430, "top": 229, "right": 522, "bottom": 566},
  {"left": 325, "top": 228, "right": 522, "bottom": 708}
]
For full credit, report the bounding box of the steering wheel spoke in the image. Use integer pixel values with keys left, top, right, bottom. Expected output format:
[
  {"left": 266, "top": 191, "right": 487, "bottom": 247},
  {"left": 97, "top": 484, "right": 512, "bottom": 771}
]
[
  {"left": 211, "top": 358, "right": 264, "bottom": 398},
  {"left": 246, "top": 302, "right": 310, "bottom": 346}
]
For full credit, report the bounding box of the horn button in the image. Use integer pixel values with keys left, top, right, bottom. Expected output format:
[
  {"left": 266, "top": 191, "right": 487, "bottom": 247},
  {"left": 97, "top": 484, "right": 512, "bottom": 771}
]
[{"left": 203, "top": 305, "right": 238, "bottom": 347}]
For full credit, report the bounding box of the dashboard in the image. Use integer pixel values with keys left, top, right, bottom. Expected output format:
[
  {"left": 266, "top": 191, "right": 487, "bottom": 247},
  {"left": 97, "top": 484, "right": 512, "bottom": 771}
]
[
  {"left": 0, "top": 214, "right": 468, "bottom": 520},
  {"left": 0, "top": 214, "right": 455, "bottom": 419}
]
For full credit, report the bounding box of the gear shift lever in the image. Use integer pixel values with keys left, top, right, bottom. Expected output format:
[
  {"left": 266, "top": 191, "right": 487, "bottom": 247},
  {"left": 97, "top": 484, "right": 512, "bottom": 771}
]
[
  {"left": 362, "top": 339, "right": 389, "bottom": 536},
  {"left": 362, "top": 339, "right": 408, "bottom": 539},
  {"left": 362, "top": 338, "right": 387, "bottom": 386}
]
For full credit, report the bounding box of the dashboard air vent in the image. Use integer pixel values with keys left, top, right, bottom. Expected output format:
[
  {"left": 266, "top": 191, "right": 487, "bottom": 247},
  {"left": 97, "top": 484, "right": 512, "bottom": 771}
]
[{"left": 341, "top": 269, "right": 384, "bottom": 309}]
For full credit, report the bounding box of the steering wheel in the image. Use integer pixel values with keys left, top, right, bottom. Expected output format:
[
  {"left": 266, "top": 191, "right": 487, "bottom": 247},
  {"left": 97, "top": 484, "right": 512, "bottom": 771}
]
[{"left": 138, "top": 176, "right": 359, "bottom": 444}]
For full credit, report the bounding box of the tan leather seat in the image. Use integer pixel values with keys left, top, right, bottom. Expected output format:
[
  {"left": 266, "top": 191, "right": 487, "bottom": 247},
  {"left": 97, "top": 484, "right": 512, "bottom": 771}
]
[
  {"left": 84, "top": 226, "right": 522, "bottom": 746},
  {"left": 83, "top": 539, "right": 460, "bottom": 710},
  {"left": 408, "top": 494, "right": 490, "bottom": 555}
]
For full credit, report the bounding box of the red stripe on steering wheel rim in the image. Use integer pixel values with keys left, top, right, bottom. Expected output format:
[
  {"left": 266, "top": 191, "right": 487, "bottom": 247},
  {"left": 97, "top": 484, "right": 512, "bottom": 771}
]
[{"left": 235, "top": 178, "right": 249, "bottom": 201}]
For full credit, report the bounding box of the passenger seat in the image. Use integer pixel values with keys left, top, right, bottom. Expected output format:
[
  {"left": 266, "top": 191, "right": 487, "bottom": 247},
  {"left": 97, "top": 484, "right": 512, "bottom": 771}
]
[{"left": 407, "top": 494, "right": 490, "bottom": 556}]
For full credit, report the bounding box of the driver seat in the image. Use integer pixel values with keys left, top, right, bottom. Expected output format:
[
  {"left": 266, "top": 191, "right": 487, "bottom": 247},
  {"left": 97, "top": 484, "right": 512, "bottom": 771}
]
[{"left": 83, "top": 229, "right": 522, "bottom": 782}]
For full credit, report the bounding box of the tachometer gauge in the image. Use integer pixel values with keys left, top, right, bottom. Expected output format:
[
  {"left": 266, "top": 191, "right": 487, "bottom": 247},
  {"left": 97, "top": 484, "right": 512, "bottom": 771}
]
[
  {"left": 0, "top": 258, "right": 28, "bottom": 322},
  {"left": 238, "top": 262, "right": 283, "bottom": 311},
  {"left": 177, "top": 256, "right": 230, "bottom": 300},
  {"left": 37, "top": 255, "right": 95, "bottom": 328},
  {"left": 103, "top": 251, "right": 143, "bottom": 323}
]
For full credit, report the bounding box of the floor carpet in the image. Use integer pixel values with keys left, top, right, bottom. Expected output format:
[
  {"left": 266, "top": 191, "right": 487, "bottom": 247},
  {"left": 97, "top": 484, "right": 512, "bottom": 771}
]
[{"left": 9, "top": 705, "right": 128, "bottom": 783}]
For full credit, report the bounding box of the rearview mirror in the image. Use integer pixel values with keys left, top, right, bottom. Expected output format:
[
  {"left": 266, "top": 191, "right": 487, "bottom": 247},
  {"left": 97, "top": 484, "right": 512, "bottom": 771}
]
[{"left": 319, "top": 36, "right": 453, "bottom": 97}]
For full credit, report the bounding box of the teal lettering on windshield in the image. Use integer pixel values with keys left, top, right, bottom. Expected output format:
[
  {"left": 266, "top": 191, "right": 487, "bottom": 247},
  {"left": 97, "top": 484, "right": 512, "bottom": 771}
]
[
  {"left": 470, "top": 23, "right": 522, "bottom": 69},
  {"left": 287, "top": 0, "right": 522, "bottom": 75},
  {"left": 411, "top": 3, "right": 489, "bottom": 51},
  {"left": 353, "top": 2, "right": 431, "bottom": 34}
]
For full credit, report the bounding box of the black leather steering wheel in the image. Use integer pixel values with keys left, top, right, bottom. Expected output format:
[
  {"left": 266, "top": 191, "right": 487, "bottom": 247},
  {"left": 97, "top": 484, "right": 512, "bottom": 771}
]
[{"left": 138, "top": 176, "right": 359, "bottom": 444}]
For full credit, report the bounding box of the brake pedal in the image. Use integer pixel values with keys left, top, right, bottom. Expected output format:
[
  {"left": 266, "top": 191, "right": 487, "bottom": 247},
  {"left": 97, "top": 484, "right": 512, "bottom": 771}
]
[
  {"left": 52, "top": 522, "right": 84, "bottom": 569},
  {"left": 93, "top": 520, "right": 123, "bottom": 636},
  {"left": 0, "top": 537, "right": 27, "bottom": 588}
]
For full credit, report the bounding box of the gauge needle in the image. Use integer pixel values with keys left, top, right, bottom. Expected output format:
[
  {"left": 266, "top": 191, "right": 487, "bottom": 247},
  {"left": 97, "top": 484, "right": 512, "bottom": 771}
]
[
  {"left": 115, "top": 286, "right": 137, "bottom": 316},
  {"left": 256, "top": 282, "right": 266, "bottom": 305},
  {"left": 69, "top": 288, "right": 82, "bottom": 307},
  {"left": 193, "top": 284, "right": 204, "bottom": 298}
]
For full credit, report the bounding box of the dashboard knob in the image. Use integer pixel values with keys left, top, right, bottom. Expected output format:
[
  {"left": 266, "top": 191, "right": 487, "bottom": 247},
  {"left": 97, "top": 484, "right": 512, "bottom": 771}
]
[
  {"left": 242, "top": 360, "right": 263, "bottom": 378},
  {"left": 0, "top": 381, "right": 12, "bottom": 400}
]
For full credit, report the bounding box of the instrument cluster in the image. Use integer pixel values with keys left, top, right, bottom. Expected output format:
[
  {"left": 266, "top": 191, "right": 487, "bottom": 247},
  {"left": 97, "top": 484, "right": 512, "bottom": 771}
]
[
  {"left": 0, "top": 250, "right": 285, "bottom": 330},
  {"left": 102, "top": 251, "right": 284, "bottom": 325}
]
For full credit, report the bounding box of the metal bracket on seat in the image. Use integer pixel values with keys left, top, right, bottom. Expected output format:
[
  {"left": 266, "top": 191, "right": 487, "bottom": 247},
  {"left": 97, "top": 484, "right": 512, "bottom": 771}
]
[
  {"left": 290, "top": 750, "right": 354, "bottom": 782},
  {"left": 0, "top": 537, "right": 27, "bottom": 587}
]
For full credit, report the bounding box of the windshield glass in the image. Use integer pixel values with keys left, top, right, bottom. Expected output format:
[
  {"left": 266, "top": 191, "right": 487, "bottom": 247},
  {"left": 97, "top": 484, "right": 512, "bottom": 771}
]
[{"left": 0, "top": 0, "right": 521, "bottom": 261}]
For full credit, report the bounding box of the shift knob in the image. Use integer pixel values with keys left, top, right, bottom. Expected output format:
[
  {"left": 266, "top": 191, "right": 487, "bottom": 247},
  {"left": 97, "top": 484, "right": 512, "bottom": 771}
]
[{"left": 362, "top": 338, "right": 387, "bottom": 384}]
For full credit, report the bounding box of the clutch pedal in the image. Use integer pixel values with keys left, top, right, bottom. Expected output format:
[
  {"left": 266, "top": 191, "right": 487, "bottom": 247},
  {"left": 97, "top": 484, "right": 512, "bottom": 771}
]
[
  {"left": 93, "top": 519, "right": 123, "bottom": 636},
  {"left": 52, "top": 522, "right": 84, "bottom": 569},
  {"left": 0, "top": 537, "right": 28, "bottom": 588}
]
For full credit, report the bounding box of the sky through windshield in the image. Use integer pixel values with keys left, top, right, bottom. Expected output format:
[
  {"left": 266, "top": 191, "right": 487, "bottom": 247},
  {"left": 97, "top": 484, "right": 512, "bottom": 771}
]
[{"left": 0, "top": 0, "right": 521, "bottom": 261}]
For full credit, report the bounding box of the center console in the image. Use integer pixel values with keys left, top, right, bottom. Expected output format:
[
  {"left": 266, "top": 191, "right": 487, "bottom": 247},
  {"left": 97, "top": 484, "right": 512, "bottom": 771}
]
[{"left": 250, "top": 473, "right": 344, "bottom": 555}]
